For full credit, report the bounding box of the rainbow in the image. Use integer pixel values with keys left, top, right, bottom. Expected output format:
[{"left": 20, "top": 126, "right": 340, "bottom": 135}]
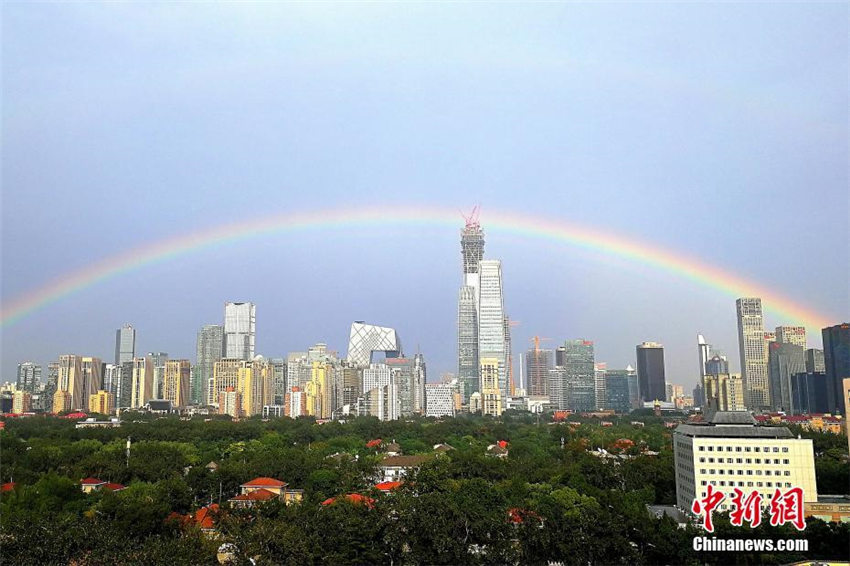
[{"left": 0, "top": 205, "right": 835, "bottom": 330}]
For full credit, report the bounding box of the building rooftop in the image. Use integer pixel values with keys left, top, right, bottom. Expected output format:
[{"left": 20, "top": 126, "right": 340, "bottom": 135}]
[
  {"left": 241, "top": 477, "right": 287, "bottom": 488},
  {"left": 674, "top": 410, "right": 798, "bottom": 439},
  {"left": 708, "top": 411, "right": 757, "bottom": 425},
  {"left": 381, "top": 455, "right": 430, "bottom": 467}
]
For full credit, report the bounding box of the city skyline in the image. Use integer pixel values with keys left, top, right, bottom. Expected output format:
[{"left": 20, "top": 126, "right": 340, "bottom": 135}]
[
  {"left": 1, "top": 212, "right": 842, "bottom": 392},
  {"left": 2, "top": 3, "right": 847, "bottom": 388}
]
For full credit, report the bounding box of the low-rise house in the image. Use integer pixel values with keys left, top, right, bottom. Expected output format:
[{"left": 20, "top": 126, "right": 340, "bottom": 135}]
[
  {"left": 228, "top": 477, "right": 303, "bottom": 508},
  {"left": 486, "top": 443, "right": 508, "bottom": 458},
  {"left": 379, "top": 455, "right": 431, "bottom": 483},
  {"left": 432, "top": 443, "right": 455, "bottom": 454},
  {"left": 80, "top": 477, "right": 106, "bottom": 493}
]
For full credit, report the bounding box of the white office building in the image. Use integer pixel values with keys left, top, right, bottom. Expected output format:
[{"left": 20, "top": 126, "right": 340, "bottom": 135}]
[{"left": 673, "top": 412, "right": 817, "bottom": 515}]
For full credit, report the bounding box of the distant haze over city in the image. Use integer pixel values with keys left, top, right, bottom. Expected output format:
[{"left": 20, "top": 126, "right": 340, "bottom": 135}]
[{"left": 2, "top": 3, "right": 847, "bottom": 388}]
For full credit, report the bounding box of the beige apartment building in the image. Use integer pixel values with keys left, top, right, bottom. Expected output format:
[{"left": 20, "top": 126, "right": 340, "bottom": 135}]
[
  {"left": 480, "top": 358, "right": 503, "bottom": 417},
  {"left": 163, "top": 360, "right": 191, "bottom": 408}
]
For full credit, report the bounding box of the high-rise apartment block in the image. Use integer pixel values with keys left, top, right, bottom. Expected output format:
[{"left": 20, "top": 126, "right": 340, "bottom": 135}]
[
  {"left": 130, "top": 357, "right": 154, "bottom": 408},
  {"left": 89, "top": 390, "right": 114, "bottom": 415},
  {"left": 80, "top": 357, "right": 103, "bottom": 405},
  {"left": 736, "top": 298, "right": 770, "bottom": 410},
  {"left": 219, "top": 387, "right": 241, "bottom": 418},
  {"left": 224, "top": 302, "right": 255, "bottom": 360},
  {"left": 54, "top": 354, "right": 83, "bottom": 411},
  {"left": 16, "top": 362, "right": 41, "bottom": 393},
  {"left": 12, "top": 391, "right": 32, "bottom": 414},
  {"left": 703, "top": 373, "right": 745, "bottom": 413},
  {"left": 115, "top": 324, "right": 136, "bottom": 366},
  {"left": 425, "top": 382, "right": 456, "bottom": 417},
  {"left": 147, "top": 352, "right": 168, "bottom": 399},
  {"left": 163, "top": 360, "right": 191, "bottom": 408},
  {"left": 213, "top": 358, "right": 243, "bottom": 407},
  {"left": 480, "top": 358, "right": 503, "bottom": 416},
  {"left": 822, "top": 323, "right": 850, "bottom": 415},
  {"left": 636, "top": 342, "right": 666, "bottom": 402}
]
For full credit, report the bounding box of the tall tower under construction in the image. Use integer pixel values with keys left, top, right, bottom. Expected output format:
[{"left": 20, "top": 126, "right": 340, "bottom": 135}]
[{"left": 458, "top": 208, "right": 485, "bottom": 401}]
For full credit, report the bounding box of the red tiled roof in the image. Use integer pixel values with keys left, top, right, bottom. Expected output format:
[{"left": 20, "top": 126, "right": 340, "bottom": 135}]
[
  {"left": 508, "top": 507, "right": 541, "bottom": 524},
  {"left": 322, "top": 493, "right": 375, "bottom": 508},
  {"left": 1, "top": 482, "right": 16, "bottom": 492},
  {"left": 80, "top": 477, "right": 105, "bottom": 485},
  {"left": 230, "top": 488, "right": 278, "bottom": 502},
  {"left": 375, "top": 481, "right": 402, "bottom": 492},
  {"left": 241, "top": 477, "right": 286, "bottom": 488},
  {"left": 104, "top": 483, "right": 126, "bottom": 491},
  {"left": 64, "top": 412, "right": 88, "bottom": 419},
  {"left": 195, "top": 504, "right": 219, "bottom": 529}
]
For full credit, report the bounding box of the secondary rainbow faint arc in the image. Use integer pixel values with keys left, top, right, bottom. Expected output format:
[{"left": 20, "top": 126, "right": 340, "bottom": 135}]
[{"left": 0, "top": 205, "right": 833, "bottom": 330}]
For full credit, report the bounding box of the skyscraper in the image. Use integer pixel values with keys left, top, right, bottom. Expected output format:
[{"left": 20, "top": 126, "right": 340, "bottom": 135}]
[
  {"left": 705, "top": 354, "right": 730, "bottom": 376},
  {"left": 736, "top": 298, "right": 770, "bottom": 410},
  {"left": 130, "top": 357, "right": 153, "bottom": 408},
  {"left": 478, "top": 260, "right": 508, "bottom": 397},
  {"left": 822, "top": 323, "right": 850, "bottom": 415},
  {"left": 697, "top": 334, "right": 710, "bottom": 388},
  {"left": 224, "top": 302, "right": 256, "bottom": 360},
  {"left": 767, "top": 342, "right": 805, "bottom": 412},
  {"left": 525, "top": 346, "right": 553, "bottom": 398},
  {"left": 80, "top": 357, "right": 103, "bottom": 404},
  {"left": 458, "top": 214, "right": 484, "bottom": 401},
  {"left": 114, "top": 324, "right": 136, "bottom": 366},
  {"left": 776, "top": 326, "right": 807, "bottom": 349},
  {"left": 148, "top": 352, "right": 168, "bottom": 399},
  {"left": 549, "top": 340, "right": 596, "bottom": 412},
  {"left": 163, "top": 360, "right": 191, "bottom": 408},
  {"left": 480, "top": 358, "right": 503, "bottom": 416},
  {"left": 16, "top": 362, "right": 41, "bottom": 393},
  {"left": 805, "top": 348, "right": 825, "bottom": 374},
  {"left": 196, "top": 324, "right": 224, "bottom": 405},
  {"left": 636, "top": 342, "right": 666, "bottom": 402},
  {"left": 346, "top": 322, "right": 401, "bottom": 367},
  {"left": 54, "top": 354, "right": 83, "bottom": 411}
]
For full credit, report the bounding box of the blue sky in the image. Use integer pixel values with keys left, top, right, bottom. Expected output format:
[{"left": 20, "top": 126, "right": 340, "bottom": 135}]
[{"left": 2, "top": 3, "right": 847, "bottom": 389}]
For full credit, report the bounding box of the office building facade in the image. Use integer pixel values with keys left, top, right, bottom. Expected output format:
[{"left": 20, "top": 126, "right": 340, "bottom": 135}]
[
  {"left": 224, "top": 302, "right": 256, "bottom": 360},
  {"left": 636, "top": 342, "right": 666, "bottom": 402},
  {"left": 115, "top": 324, "right": 136, "bottom": 366},
  {"left": 822, "top": 323, "right": 850, "bottom": 415},
  {"left": 736, "top": 298, "right": 770, "bottom": 410}
]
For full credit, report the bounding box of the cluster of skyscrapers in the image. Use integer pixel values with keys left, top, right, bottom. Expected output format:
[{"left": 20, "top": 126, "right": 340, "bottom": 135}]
[
  {"left": 7, "top": 219, "right": 849, "bottom": 424},
  {"left": 692, "top": 298, "right": 850, "bottom": 418}
]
